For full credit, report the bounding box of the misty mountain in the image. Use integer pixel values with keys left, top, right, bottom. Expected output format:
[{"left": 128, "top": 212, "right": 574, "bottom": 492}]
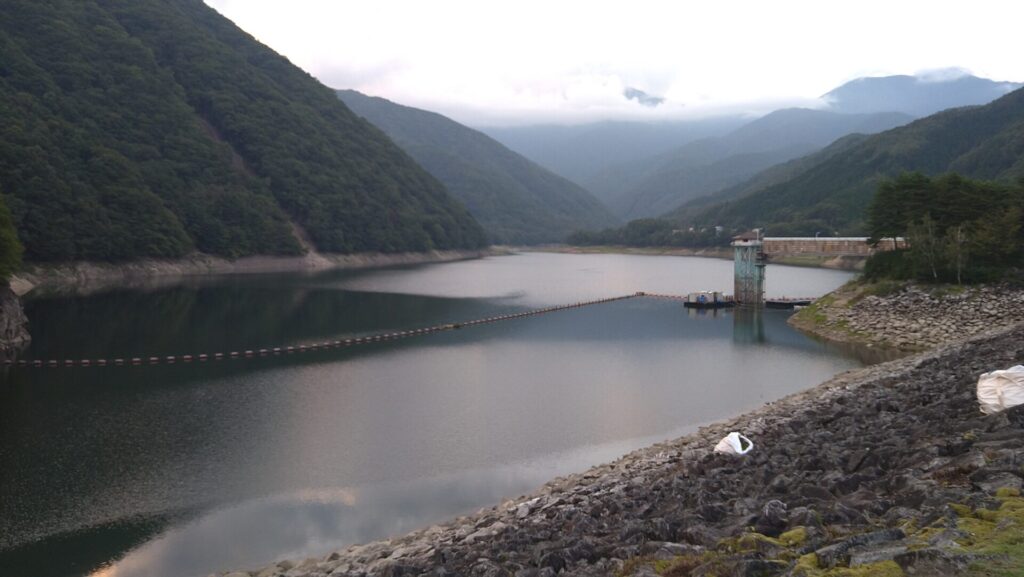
[
  {"left": 611, "top": 108, "right": 914, "bottom": 219},
  {"left": 0, "top": 0, "right": 485, "bottom": 262},
  {"left": 665, "top": 133, "right": 874, "bottom": 220},
  {"left": 338, "top": 90, "right": 617, "bottom": 245},
  {"left": 480, "top": 118, "right": 746, "bottom": 195},
  {"left": 686, "top": 86, "right": 1024, "bottom": 235},
  {"left": 824, "top": 72, "right": 1022, "bottom": 117}
]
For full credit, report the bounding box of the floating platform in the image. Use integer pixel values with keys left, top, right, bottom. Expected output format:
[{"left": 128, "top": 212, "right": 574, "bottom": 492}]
[
  {"left": 683, "top": 300, "right": 736, "bottom": 309},
  {"left": 682, "top": 291, "right": 734, "bottom": 309},
  {"left": 680, "top": 292, "right": 814, "bottom": 309},
  {"left": 765, "top": 298, "right": 814, "bottom": 309}
]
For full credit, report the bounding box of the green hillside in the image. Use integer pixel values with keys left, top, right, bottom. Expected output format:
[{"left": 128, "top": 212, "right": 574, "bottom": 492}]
[
  {"left": 687, "top": 87, "right": 1024, "bottom": 234},
  {"left": 337, "top": 90, "right": 617, "bottom": 244},
  {"left": 665, "top": 134, "right": 872, "bottom": 220},
  {"left": 611, "top": 108, "right": 913, "bottom": 219},
  {"left": 0, "top": 0, "right": 485, "bottom": 263}
]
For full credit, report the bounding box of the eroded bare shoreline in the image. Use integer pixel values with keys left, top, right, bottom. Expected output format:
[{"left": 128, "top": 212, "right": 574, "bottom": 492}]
[{"left": 9, "top": 248, "right": 501, "bottom": 297}]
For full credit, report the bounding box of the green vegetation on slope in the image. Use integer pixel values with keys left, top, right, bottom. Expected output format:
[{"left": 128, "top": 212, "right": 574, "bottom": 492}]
[
  {"left": 610, "top": 108, "right": 913, "bottom": 219},
  {"left": 0, "top": 0, "right": 485, "bottom": 262},
  {"left": 864, "top": 173, "right": 1023, "bottom": 283},
  {"left": 337, "top": 90, "right": 617, "bottom": 245},
  {"left": 570, "top": 134, "right": 879, "bottom": 247},
  {"left": 566, "top": 218, "right": 728, "bottom": 248},
  {"left": 666, "top": 134, "right": 872, "bottom": 221},
  {"left": 686, "top": 87, "right": 1024, "bottom": 235},
  {"left": 0, "top": 192, "right": 23, "bottom": 280}
]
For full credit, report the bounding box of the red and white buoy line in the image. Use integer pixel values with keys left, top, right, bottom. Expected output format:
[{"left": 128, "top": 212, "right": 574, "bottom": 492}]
[{"left": 3, "top": 292, "right": 652, "bottom": 369}]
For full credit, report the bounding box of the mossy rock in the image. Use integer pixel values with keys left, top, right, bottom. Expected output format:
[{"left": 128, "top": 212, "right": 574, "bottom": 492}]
[{"left": 779, "top": 526, "right": 809, "bottom": 547}]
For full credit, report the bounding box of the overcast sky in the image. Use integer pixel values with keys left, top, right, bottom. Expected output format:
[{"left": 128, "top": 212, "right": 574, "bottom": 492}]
[{"left": 204, "top": 0, "right": 1023, "bottom": 126}]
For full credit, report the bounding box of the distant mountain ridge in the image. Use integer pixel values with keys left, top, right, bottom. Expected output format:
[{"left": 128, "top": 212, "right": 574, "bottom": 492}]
[
  {"left": 0, "top": 0, "right": 485, "bottom": 262},
  {"left": 823, "top": 72, "right": 1022, "bottom": 117},
  {"left": 610, "top": 108, "right": 914, "bottom": 219},
  {"left": 682, "top": 86, "right": 1024, "bottom": 234},
  {"left": 486, "top": 72, "right": 1020, "bottom": 225},
  {"left": 481, "top": 118, "right": 746, "bottom": 197},
  {"left": 666, "top": 133, "right": 873, "bottom": 219},
  {"left": 338, "top": 90, "right": 617, "bottom": 245}
]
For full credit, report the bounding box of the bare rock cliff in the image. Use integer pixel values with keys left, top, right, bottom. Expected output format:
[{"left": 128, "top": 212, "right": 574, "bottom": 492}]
[{"left": 0, "top": 284, "right": 30, "bottom": 350}]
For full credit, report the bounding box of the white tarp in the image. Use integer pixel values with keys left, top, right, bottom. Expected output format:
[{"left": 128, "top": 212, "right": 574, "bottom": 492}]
[
  {"left": 714, "top": 432, "right": 754, "bottom": 455},
  {"left": 977, "top": 365, "right": 1024, "bottom": 415}
]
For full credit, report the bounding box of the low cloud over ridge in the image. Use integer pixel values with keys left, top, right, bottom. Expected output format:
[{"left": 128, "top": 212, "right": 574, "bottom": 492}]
[{"left": 623, "top": 87, "right": 665, "bottom": 108}]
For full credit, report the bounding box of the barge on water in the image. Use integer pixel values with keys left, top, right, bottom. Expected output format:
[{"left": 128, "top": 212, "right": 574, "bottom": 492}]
[
  {"left": 682, "top": 291, "right": 814, "bottom": 310},
  {"left": 682, "top": 291, "right": 735, "bottom": 309}
]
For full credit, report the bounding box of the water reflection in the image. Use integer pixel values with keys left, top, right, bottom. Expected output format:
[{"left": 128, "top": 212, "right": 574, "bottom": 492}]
[
  {"left": 1, "top": 253, "right": 863, "bottom": 577},
  {"left": 732, "top": 307, "right": 766, "bottom": 344},
  {"left": 84, "top": 431, "right": 694, "bottom": 577}
]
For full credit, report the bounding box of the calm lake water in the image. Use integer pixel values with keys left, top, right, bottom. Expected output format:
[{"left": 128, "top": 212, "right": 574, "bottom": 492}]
[{"left": 0, "top": 252, "right": 861, "bottom": 577}]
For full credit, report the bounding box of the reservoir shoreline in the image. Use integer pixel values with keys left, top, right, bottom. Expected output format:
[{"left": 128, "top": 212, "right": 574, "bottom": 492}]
[
  {"left": 534, "top": 245, "right": 867, "bottom": 271},
  {"left": 788, "top": 281, "right": 1024, "bottom": 352},
  {"left": 9, "top": 248, "right": 500, "bottom": 296},
  {"left": 223, "top": 309, "right": 1024, "bottom": 576}
]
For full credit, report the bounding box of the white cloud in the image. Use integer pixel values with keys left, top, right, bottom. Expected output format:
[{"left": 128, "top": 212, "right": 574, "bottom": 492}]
[
  {"left": 914, "top": 67, "right": 973, "bottom": 83},
  {"left": 205, "top": 0, "right": 1024, "bottom": 126}
]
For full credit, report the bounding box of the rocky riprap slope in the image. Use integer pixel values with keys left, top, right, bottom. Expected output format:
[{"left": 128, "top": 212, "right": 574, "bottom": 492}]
[
  {"left": 792, "top": 283, "right": 1024, "bottom": 351},
  {"left": 0, "top": 285, "right": 29, "bottom": 350},
  {"left": 222, "top": 324, "right": 1024, "bottom": 577}
]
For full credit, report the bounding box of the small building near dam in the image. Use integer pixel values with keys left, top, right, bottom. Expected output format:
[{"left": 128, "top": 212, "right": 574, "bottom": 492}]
[{"left": 729, "top": 232, "right": 907, "bottom": 306}]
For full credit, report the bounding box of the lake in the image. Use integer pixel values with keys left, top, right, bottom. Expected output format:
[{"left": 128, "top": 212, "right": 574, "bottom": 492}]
[{"left": 0, "top": 252, "right": 861, "bottom": 577}]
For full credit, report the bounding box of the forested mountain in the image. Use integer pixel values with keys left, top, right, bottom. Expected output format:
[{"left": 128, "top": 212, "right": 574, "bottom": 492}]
[
  {"left": 337, "top": 90, "right": 617, "bottom": 245},
  {"left": 687, "top": 87, "right": 1024, "bottom": 235},
  {"left": 481, "top": 117, "right": 746, "bottom": 199},
  {"left": 611, "top": 108, "right": 913, "bottom": 219},
  {"left": 0, "top": 0, "right": 485, "bottom": 263},
  {"left": 864, "top": 173, "right": 1023, "bottom": 283},
  {"left": 824, "top": 73, "right": 1022, "bottom": 117},
  {"left": 666, "top": 133, "right": 873, "bottom": 219},
  {"left": 0, "top": 194, "right": 22, "bottom": 280}
]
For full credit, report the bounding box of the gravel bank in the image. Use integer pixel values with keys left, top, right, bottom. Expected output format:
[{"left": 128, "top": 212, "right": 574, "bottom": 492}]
[
  {"left": 222, "top": 321, "right": 1024, "bottom": 577},
  {"left": 790, "top": 282, "right": 1024, "bottom": 351}
]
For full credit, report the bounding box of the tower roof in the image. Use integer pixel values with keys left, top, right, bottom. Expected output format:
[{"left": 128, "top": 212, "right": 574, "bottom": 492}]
[{"left": 732, "top": 230, "right": 760, "bottom": 241}]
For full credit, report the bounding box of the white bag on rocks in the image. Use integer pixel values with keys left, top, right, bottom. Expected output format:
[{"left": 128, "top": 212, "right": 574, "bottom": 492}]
[
  {"left": 714, "top": 432, "right": 754, "bottom": 455},
  {"left": 977, "top": 365, "right": 1024, "bottom": 414}
]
